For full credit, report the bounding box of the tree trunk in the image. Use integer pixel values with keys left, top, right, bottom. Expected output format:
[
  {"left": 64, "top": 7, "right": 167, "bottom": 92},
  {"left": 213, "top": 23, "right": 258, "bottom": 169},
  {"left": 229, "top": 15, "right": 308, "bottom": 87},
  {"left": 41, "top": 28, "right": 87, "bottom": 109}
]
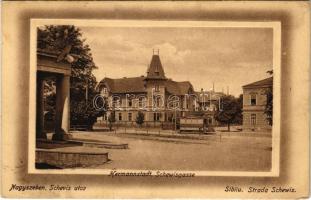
[
  {"left": 227, "top": 123, "right": 230, "bottom": 132},
  {"left": 109, "top": 123, "right": 112, "bottom": 131}
]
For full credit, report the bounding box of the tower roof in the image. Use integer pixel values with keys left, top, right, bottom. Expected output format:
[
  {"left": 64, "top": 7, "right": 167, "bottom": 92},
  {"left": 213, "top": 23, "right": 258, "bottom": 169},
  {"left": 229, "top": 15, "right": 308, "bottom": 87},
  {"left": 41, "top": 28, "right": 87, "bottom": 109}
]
[{"left": 146, "top": 54, "right": 166, "bottom": 80}]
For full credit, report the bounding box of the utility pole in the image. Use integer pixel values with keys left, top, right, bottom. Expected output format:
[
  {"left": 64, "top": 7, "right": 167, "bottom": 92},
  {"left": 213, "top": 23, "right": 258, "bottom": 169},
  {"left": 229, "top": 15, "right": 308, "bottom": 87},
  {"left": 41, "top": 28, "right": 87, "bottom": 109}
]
[
  {"left": 210, "top": 88, "right": 212, "bottom": 110},
  {"left": 213, "top": 82, "right": 215, "bottom": 92},
  {"left": 218, "top": 97, "right": 221, "bottom": 111},
  {"left": 175, "top": 106, "right": 177, "bottom": 132},
  {"left": 85, "top": 79, "right": 88, "bottom": 103}
]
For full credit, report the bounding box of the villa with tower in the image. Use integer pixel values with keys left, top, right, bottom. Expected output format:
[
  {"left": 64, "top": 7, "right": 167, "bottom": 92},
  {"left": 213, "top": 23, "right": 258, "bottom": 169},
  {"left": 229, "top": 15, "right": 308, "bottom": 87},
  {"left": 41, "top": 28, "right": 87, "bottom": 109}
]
[{"left": 97, "top": 51, "right": 224, "bottom": 128}]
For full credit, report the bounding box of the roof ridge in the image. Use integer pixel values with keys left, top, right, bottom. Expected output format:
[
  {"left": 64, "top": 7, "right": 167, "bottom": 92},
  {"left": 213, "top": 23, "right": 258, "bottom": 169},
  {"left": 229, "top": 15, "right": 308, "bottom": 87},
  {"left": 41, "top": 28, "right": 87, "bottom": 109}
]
[{"left": 243, "top": 77, "right": 273, "bottom": 88}]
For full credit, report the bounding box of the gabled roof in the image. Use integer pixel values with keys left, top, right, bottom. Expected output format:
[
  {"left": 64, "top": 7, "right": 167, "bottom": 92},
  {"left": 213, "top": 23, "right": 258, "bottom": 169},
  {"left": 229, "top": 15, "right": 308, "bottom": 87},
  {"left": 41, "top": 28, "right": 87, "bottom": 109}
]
[
  {"left": 165, "top": 80, "right": 193, "bottom": 95},
  {"left": 243, "top": 77, "right": 273, "bottom": 88},
  {"left": 98, "top": 77, "right": 194, "bottom": 96},
  {"left": 99, "top": 76, "right": 146, "bottom": 94},
  {"left": 146, "top": 55, "right": 166, "bottom": 80}
]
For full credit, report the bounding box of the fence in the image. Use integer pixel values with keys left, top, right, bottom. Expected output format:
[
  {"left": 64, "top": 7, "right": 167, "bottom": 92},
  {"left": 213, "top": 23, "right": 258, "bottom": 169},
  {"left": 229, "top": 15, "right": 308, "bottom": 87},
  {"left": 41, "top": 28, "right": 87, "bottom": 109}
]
[{"left": 96, "top": 121, "right": 177, "bottom": 130}]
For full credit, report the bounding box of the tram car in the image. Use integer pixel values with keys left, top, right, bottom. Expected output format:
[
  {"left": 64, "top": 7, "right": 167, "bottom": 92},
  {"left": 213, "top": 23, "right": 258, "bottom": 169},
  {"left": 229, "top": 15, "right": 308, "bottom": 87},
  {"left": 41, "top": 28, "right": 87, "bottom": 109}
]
[{"left": 179, "top": 117, "right": 205, "bottom": 133}]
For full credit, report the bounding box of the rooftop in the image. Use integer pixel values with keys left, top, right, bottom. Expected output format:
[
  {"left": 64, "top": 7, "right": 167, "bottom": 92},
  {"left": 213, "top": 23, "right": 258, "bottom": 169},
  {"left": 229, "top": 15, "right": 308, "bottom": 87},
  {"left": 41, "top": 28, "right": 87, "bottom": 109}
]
[
  {"left": 98, "top": 77, "right": 193, "bottom": 95},
  {"left": 146, "top": 54, "right": 167, "bottom": 80},
  {"left": 243, "top": 77, "right": 273, "bottom": 88}
]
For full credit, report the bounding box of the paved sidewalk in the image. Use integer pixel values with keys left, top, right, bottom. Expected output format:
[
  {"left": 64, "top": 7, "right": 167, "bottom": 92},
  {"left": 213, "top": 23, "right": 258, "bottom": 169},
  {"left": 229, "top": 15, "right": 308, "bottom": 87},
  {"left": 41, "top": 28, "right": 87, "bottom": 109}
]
[{"left": 93, "top": 125, "right": 272, "bottom": 141}]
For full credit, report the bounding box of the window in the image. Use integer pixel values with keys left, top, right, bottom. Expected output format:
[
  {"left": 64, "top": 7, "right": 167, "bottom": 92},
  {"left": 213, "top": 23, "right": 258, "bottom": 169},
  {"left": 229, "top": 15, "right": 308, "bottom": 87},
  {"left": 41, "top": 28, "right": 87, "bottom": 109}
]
[
  {"left": 154, "top": 85, "right": 160, "bottom": 92},
  {"left": 128, "top": 113, "right": 132, "bottom": 121},
  {"left": 251, "top": 114, "right": 256, "bottom": 125},
  {"left": 153, "top": 113, "right": 160, "bottom": 121},
  {"left": 118, "top": 113, "right": 122, "bottom": 121},
  {"left": 138, "top": 97, "right": 146, "bottom": 108},
  {"left": 250, "top": 94, "right": 257, "bottom": 106},
  {"left": 156, "top": 97, "right": 161, "bottom": 107},
  {"left": 128, "top": 99, "right": 132, "bottom": 107},
  {"left": 112, "top": 96, "right": 121, "bottom": 108},
  {"left": 138, "top": 97, "right": 143, "bottom": 107},
  {"left": 103, "top": 88, "right": 108, "bottom": 94}
]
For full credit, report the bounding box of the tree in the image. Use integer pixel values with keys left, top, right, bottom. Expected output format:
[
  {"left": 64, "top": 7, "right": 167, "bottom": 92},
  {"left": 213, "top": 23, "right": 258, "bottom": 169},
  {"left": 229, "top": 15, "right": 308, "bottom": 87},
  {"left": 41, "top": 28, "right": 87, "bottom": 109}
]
[
  {"left": 136, "top": 111, "right": 145, "bottom": 127},
  {"left": 235, "top": 94, "right": 243, "bottom": 125},
  {"left": 108, "top": 111, "right": 116, "bottom": 131},
  {"left": 264, "top": 87, "right": 273, "bottom": 125},
  {"left": 38, "top": 25, "right": 104, "bottom": 130},
  {"left": 214, "top": 95, "right": 242, "bottom": 131},
  {"left": 264, "top": 70, "right": 273, "bottom": 125}
]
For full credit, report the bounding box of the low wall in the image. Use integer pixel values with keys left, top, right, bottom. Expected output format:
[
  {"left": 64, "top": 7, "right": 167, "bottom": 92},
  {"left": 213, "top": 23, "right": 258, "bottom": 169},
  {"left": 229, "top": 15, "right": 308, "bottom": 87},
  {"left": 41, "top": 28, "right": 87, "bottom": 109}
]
[{"left": 36, "top": 149, "right": 109, "bottom": 168}]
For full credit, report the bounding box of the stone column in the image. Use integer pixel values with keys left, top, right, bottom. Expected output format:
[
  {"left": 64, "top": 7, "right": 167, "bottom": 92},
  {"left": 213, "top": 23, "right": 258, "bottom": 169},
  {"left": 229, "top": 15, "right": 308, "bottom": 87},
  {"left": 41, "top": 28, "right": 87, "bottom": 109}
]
[
  {"left": 36, "top": 75, "right": 47, "bottom": 139},
  {"left": 53, "top": 75, "right": 71, "bottom": 140}
]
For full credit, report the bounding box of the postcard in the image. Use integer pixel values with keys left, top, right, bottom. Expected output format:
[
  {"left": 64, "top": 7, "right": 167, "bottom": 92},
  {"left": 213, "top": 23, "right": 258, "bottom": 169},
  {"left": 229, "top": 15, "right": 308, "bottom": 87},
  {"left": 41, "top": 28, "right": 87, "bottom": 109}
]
[{"left": 2, "top": 1, "right": 309, "bottom": 199}]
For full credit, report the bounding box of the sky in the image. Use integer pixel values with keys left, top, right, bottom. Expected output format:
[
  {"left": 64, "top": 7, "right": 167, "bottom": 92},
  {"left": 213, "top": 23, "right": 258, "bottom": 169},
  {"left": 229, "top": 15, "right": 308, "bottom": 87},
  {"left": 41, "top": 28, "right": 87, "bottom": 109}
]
[{"left": 80, "top": 26, "right": 273, "bottom": 97}]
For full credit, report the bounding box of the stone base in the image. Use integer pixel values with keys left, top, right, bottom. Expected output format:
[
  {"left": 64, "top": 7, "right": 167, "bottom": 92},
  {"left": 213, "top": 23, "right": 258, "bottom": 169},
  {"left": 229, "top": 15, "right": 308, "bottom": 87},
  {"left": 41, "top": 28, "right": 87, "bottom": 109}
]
[
  {"left": 36, "top": 148, "right": 109, "bottom": 168},
  {"left": 52, "top": 133, "right": 73, "bottom": 141},
  {"left": 36, "top": 132, "right": 47, "bottom": 140}
]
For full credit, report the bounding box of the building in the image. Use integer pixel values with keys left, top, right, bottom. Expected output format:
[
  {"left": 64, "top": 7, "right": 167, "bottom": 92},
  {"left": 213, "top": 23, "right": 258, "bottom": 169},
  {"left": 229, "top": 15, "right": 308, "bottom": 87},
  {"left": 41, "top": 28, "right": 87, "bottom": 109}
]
[
  {"left": 194, "top": 89, "right": 225, "bottom": 126},
  {"left": 97, "top": 52, "right": 197, "bottom": 127},
  {"left": 242, "top": 77, "right": 273, "bottom": 131}
]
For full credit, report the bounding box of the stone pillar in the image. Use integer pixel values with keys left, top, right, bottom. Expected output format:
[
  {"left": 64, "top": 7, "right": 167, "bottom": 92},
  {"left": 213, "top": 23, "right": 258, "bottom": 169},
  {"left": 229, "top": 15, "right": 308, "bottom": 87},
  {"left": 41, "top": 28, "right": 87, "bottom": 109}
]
[
  {"left": 36, "top": 75, "right": 47, "bottom": 139},
  {"left": 53, "top": 75, "right": 72, "bottom": 140}
]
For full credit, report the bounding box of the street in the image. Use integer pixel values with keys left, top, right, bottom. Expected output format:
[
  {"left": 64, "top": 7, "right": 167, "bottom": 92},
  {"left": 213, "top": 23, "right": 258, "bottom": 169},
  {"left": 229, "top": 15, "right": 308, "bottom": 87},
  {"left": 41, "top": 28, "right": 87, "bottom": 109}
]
[{"left": 71, "top": 131, "right": 272, "bottom": 171}]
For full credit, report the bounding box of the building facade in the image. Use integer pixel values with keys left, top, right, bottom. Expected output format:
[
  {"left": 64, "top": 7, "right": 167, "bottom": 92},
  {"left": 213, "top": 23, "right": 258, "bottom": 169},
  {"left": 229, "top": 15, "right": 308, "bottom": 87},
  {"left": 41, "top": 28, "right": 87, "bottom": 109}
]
[
  {"left": 97, "top": 53, "right": 197, "bottom": 127},
  {"left": 242, "top": 77, "right": 273, "bottom": 131},
  {"left": 194, "top": 89, "right": 225, "bottom": 126}
]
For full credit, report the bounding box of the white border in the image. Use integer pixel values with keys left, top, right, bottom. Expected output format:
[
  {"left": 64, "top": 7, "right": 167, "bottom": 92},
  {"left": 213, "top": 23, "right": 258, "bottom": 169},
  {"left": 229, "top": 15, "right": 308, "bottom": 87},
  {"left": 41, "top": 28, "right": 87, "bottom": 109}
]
[{"left": 29, "top": 19, "right": 281, "bottom": 176}]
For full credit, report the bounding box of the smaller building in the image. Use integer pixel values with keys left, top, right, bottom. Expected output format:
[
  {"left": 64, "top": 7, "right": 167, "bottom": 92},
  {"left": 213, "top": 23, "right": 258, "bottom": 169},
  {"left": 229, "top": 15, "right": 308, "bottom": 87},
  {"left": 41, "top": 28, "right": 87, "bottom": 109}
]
[
  {"left": 242, "top": 77, "right": 273, "bottom": 131},
  {"left": 194, "top": 89, "right": 225, "bottom": 126}
]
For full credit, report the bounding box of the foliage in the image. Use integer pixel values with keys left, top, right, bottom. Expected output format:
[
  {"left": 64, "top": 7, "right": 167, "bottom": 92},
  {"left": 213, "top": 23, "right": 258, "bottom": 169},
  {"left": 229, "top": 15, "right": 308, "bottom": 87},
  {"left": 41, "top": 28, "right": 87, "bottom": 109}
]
[
  {"left": 108, "top": 111, "right": 116, "bottom": 131},
  {"left": 264, "top": 70, "right": 273, "bottom": 125},
  {"left": 38, "top": 25, "right": 103, "bottom": 129},
  {"left": 214, "top": 95, "right": 242, "bottom": 131},
  {"left": 70, "top": 100, "right": 104, "bottom": 130},
  {"left": 235, "top": 94, "right": 243, "bottom": 125},
  {"left": 43, "top": 78, "right": 57, "bottom": 120},
  {"left": 136, "top": 111, "right": 145, "bottom": 127},
  {"left": 264, "top": 87, "right": 273, "bottom": 125}
]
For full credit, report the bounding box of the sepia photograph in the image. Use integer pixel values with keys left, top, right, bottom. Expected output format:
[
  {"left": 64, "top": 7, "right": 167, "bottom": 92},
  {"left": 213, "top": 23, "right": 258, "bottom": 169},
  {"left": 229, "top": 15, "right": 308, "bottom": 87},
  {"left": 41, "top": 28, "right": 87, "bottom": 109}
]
[
  {"left": 2, "top": 1, "right": 309, "bottom": 199},
  {"left": 30, "top": 20, "right": 280, "bottom": 175}
]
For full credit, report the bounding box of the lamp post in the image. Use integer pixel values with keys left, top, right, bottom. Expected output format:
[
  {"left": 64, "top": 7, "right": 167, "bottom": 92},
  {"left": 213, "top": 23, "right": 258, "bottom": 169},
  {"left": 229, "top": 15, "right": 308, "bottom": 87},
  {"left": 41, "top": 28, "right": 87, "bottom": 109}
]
[
  {"left": 209, "top": 88, "right": 213, "bottom": 111},
  {"left": 85, "top": 79, "right": 88, "bottom": 103},
  {"left": 175, "top": 103, "right": 177, "bottom": 132}
]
